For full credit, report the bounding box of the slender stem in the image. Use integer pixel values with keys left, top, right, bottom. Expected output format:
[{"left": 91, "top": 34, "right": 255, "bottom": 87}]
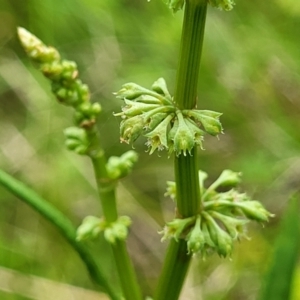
[
  {"left": 91, "top": 154, "right": 143, "bottom": 300},
  {"left": 0, "top": 168, "right": 120, "bottom": 300},
  {"left": 154, "top": 240, "right": 191, "bottom": 300},
  {"left": 155, "top": 1, "right": 207, "bottom": 299},
  {"left": 174, "top": 0, "right": 207, "bottom": 110}
]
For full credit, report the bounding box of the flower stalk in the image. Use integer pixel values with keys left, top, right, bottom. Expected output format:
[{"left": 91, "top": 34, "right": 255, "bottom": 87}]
[{"left": 154, "top": 1, "right": 208, "bottom": 299}]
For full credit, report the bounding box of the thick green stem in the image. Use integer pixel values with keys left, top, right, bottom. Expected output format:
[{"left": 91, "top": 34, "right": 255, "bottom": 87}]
[
  {"left": 155, "top": 1, "right": 207, "bottom": 299},
  {"left": 154, "top": 239, "right": 191, "bottom": 300},
  {"left": 91, "top": 153, "right": 143, "bottom": 300},
  {"left": 0, "top": 168, "right": 120, "bottom": 300}
]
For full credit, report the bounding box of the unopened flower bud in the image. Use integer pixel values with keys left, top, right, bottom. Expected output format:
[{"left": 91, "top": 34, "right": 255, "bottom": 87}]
[
  {"left": 184, "top": 110, "right": 223, "bottom": 136},
  {"left": 165, "top": 181, "right": 176, "bottom": 201},
  {"left": 212, "top": 169, "right": 242, "bottom": 189},
  {"left": 236, "top": 201, "right": 274, "bottom": 222},
  {"left": 64, "top": 127, "right": 90, "bottom": 154},
  {"left": 160, "top": 216, "right": 195, "bottom": 241},
  {"left": 174, "top": 112, "right": 195, "bottom": 156},
  {"left": 210, "top": 211, "right": 248, "bottom": 239},
  {"left": 76, "top": 216, "right": 105, "bottom": 241},
  {"left": 106, "top": 150, "right": 138, "bottom": 179},
  {"left": 18, "top": 27, "right": 60, "bottom": 63},
  {"left": 204, "top": 212, "right": 233, "bottom": 257},
  {"left": 103, "top": 216, "right": 132, "bottom": 244},
  {"left": 120, "top": 115, "right": 145, "bottom": 144},
  {"left": 145, "top": 114, "right": 174, "bottom": 154},
  {"left": 187, "top": 216, "right": 205, "bottom": 254},
  {"left": 151, "top": 78, "right": 171, "bottom": 99},
  {"left": 115, "top": 82, "right": 155, "bottom": 100}
]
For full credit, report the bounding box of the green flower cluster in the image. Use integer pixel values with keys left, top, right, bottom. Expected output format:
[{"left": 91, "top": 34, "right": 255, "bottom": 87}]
[
  {"left": 165, "top": 0, "right": 235, "bottom": 13},
  {"left": 115, "top": 78, "right": 222, "bottom": 156},
  {"left": 76, "top": 215, "right": 132, "bottom": 244},
  {"left": 208, "top": 0, "right": 235, "bottom": 11},
  {"left": 162, "top": 170, "right": 274, "bottom": 257},
  {"left": 18, "top": 27, "right": 101, "bottom": 155}
]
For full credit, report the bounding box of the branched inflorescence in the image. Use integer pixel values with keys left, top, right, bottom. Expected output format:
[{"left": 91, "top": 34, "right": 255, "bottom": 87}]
[
  {"left": 114, "top": 78, "right": 223, "bottom": 156},
  {"left": 18, "top": 28, "right": 138, "bottom": 244},
  {"left": 163, "top": 170, "right": 274, "bottom": 257}
]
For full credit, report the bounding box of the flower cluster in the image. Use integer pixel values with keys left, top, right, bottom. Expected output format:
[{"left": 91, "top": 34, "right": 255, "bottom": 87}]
[
  {"left": 76, "top": 215, "right": 132, "bottom": 244},
  {"left": 165, "top": 0, "right": 235, "bottom": 13},
  {"left": 115, "top": 78, "right": 222, "bottom": 156},
  {"left": 208, "top": 0, "right": 235, "bottom": 11},
  {"left": 161, "top": 170, "right": 274, "bottom": 257},
  {"left": 18, "top": 27, "right": 102, "bottom": 155}
]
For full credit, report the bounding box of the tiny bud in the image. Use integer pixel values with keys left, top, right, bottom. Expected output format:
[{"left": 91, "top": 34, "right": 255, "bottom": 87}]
[
  {"left": 236, "top": 201, "right": 274, "bottom": 222},
  {"left": 115, "top": 82, "right": 154, "bottom": 100},
  {"left": 173, "top": 113, "right": 195, "bottom": 156},
  {"left": 204, "top": 213, "right": 233, "bottom": 257},
  {"left": 145, "top": 114, "right": 174, "bottom": 154},
  {"left": 18, "top": 27, "right": 60, "bottom": 63},
  {"left": 76, "top": 216, "right": 104, "bottom": 241},
  {"left": 187, "top": 216, "right": 205, "bottom": 254},
  {"left": 184, "top": 110, "right": 223, "bottom": 136},
  {"left": 106, "top": 150, "right": 138, "bottom": 179},
  {"left": 120, "top": 115, "right": 145, "bottom": 144},
  {"left": 160, "top": 216, "right": 195, "bottom": 242},
  {"left": 121, "top": 99, "right": 159, "bottom": 117},
  {"left": 151, "top": 78, "right": 171, "bottom": 98},
  {"left": 212, "top": 169, "right": 242, "bottom": 190},
  {"left": 165, "top": 181, "right": 176, "bottom": 201}
]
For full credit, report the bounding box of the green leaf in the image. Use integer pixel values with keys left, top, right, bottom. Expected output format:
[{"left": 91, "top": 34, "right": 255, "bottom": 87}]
[{"left": 259, "top": 195, "right": 300, "bottom": 300}]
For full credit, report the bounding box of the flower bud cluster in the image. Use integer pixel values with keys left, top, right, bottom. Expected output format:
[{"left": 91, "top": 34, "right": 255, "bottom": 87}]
[
  {"left": 76, "top": 215, "right": 131, "bottom": 244},
  {"left": 164, "top": 0, "right": 235, "bottom": 13},
  {"left": 208, "top": 0, "right": 235, "bottom": 11},
  {"left": 106, "top": 150, "right": 139, "bottom": 179},
  {"left": 115, "top": 78, "right": 222, "bottom": 156},
  {"left": 18, "top": 27, "right": 102, "bottom": 156},
  {"left": 161, "top": 169, "right": 274, "bottom": 257}
]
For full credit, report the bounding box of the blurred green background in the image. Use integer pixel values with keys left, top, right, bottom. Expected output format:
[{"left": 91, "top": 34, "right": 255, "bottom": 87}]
[{"left": 0, "top": 0, "right": 300, "bottom": 299}]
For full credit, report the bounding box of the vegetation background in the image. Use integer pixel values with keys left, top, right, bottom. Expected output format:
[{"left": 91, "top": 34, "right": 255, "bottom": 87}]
[{"left": 0, "top": 0, "right": 299, "bottom": 299}]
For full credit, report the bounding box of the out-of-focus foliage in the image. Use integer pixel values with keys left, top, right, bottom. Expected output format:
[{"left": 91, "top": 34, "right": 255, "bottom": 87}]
[
  {"left": 259, "top": 195, "right": 300, "bottom": 300},
  {"left": 0, "top": 0, "right": 299, "bottom": 299}
]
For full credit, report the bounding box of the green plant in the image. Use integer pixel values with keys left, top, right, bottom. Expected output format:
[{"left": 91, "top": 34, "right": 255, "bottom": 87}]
[{"left": 0, "top": 1, "right": 280, "bottom": 299}]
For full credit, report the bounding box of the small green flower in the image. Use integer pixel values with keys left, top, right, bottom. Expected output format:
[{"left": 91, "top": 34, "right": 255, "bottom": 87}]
[
  {"left": 145, "top": 113, "right": 174, "bottom": 154},
  {"left": 118, "top": 99, "right": 160, "bottom": 117},
  {"left": 120, "top": 115, "right": 145, "bottom": 144},
  {"left": 173, "top": 112, "right": 195, "bottom": 156}
]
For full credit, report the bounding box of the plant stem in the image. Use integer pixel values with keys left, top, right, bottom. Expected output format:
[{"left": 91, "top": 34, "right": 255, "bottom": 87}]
[
  {"left": 0, "top": 168, "right": 120, "bottom": 300},
  {"left": 91, "top": 153, "right": 143, "bottom": 300},
  {"left": 155, "top": 1, "right": 207, "bottom": 299}
]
